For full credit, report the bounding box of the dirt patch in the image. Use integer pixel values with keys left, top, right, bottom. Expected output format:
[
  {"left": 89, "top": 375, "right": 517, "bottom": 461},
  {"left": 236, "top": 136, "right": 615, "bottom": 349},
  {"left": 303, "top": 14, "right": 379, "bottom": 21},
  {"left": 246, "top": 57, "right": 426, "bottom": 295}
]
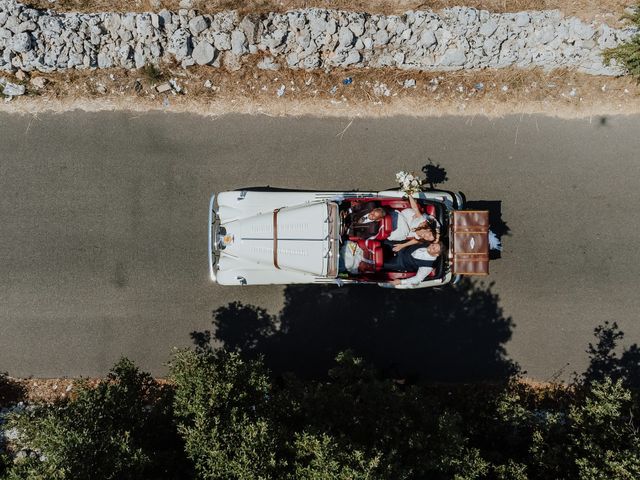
[
  {"left": 2, "top": 62, "right": 639, "bottom": 118},
  {"left": 21, "top": 0, "right": 633, "bottom": 25},
  {"left": 0, "top": 375, "right": 568, "bottom": 407}
]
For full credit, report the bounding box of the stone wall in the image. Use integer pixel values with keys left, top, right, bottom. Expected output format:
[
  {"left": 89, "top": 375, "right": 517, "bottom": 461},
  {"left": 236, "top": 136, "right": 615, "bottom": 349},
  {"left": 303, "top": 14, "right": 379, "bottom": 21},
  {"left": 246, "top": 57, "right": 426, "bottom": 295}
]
[{"left": 0, "top": 0, "right": 636, "bottom": 75}]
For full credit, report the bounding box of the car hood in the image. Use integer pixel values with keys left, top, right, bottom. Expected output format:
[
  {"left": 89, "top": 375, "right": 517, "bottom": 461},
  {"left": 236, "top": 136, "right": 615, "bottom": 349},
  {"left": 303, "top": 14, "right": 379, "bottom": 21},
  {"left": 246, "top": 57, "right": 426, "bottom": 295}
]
[{"left": 221, "top": 202, "right": 333, "bottom": 276}]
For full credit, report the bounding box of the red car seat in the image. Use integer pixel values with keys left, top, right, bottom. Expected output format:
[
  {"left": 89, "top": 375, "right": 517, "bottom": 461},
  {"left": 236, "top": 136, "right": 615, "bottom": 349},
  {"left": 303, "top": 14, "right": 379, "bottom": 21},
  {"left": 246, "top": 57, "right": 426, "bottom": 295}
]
[
  {"left": 371, "top": 214, "right": 393, "bottom": 240},
  {"left": 355, "top": 239, "right": 384, "bottom": 272}
]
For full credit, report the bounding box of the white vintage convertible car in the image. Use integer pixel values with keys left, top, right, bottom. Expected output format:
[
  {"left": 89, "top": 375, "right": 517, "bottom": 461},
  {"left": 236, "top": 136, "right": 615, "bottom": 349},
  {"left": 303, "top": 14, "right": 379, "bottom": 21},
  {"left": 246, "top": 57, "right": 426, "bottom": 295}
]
[{"left": 208, "top": 189, "right": 490, "bottom": 289}]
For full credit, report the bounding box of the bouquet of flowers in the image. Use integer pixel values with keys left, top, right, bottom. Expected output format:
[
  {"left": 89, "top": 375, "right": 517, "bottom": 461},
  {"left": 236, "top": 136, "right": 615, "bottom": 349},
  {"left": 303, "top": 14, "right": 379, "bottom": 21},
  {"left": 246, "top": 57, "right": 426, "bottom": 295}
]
[{"left": 395, "top": 171, "right": 424, "bottom": 196}]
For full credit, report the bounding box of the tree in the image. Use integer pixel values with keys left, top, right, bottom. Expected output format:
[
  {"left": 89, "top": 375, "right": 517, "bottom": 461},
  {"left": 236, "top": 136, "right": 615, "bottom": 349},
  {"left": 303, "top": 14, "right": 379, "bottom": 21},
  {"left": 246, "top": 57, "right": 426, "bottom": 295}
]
[
  {"left": 5, "top": 358, "right": 186, "bottom": 480},
  {"left": 169, "top": 349, "right": 282, "bottom": 480},
  {"left": 286, "top": 351, "right": 489, "bottom": 480},
  {"left": 568, "top": 379, "right": 640, "bottom": 480}
]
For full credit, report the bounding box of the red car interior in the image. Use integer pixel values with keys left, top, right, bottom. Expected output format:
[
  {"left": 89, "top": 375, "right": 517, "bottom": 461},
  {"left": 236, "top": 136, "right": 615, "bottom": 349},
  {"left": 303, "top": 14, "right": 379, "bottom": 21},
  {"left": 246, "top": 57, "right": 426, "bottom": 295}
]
[{"left": 343, "top": 198, "right": 442, "bottom": 282}]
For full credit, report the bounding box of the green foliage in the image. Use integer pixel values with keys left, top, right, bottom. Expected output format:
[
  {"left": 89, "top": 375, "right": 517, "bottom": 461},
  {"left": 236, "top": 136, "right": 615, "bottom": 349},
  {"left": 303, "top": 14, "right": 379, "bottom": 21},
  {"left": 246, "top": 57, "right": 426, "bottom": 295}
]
[
  {"left": 603, "top": 5, "right": 640, "bottom": 79},
  {"left": 282, "top": 351, "right": 489, "bottom": 480},
  {"left": 169, "top": 349, "right": 280, "bottom": 480},
  {"left": 2, "top": 320, "right": 639, "bottom": 480},
  {"left": 142, "top": 63, "right": 165, "bottom": 82},
  {"left": 5, "top": 358, "right": 186, "bottom": 480},
  {"left": 291, "top": 432, "right": 380, "bottom": 480},
  {"left": 568, "top": 378, "right": 640, "bottom": 480}
]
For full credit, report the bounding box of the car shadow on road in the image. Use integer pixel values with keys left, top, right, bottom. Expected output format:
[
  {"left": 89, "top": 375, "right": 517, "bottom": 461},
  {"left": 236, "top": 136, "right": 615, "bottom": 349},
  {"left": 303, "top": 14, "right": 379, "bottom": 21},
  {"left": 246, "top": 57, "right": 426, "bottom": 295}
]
[{"left": 193, "top": 279, "right": 519, "bottom": 383}]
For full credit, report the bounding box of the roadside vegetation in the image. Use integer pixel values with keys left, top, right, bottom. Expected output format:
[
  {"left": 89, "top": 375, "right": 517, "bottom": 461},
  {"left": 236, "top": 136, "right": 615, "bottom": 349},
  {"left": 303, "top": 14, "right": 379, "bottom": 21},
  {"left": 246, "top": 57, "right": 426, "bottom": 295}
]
[
  {"left": 1, "top": 322, "right": 639, "bottom": 480},
  {"left": 20, "top": 0, "right": 631, "bottom": 23},
  {"left": 604, "top": 4, "right": 640, "bottom": 80}
]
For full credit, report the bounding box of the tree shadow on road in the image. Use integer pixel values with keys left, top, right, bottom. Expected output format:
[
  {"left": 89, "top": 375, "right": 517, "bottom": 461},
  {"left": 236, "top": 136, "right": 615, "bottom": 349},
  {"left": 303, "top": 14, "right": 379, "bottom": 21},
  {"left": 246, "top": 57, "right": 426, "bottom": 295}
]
[
  {"left": 581, "top": 321, "right": 640, "bottom": 389},
  {"left": 193, "top": 279, "right": 519, "bottom": 383},
  {"left": 0, "top": 373, "right": 26, "bottom": 406}
]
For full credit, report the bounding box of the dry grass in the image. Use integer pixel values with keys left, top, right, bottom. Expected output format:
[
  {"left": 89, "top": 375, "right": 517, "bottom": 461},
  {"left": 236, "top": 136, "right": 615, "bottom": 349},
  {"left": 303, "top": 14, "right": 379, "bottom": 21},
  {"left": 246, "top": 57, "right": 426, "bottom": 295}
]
[
  {"left": 3, "top": 59, "right": 639, "bottom": 118},
  {"left": 23, "top": 0, "right": 632, "bottom": 25},
  {"left": 0, "top": 374, "right": 571, "bottom": 407}
]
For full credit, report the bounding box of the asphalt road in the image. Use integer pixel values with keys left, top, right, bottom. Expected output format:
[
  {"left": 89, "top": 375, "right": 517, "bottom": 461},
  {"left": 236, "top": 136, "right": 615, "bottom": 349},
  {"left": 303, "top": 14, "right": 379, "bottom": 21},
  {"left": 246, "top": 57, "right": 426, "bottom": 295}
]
[{"left": 1, "top": 111, "right": 639, "bottom": 380}]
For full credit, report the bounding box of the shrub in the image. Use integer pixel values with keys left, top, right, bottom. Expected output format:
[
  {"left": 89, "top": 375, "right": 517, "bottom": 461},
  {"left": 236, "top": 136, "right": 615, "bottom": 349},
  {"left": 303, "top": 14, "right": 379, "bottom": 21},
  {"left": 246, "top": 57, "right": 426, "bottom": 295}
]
[
  {"left": 603, "top": 5, "right": 640, "bottom": 79},
  {"left": 5, "top": 358, "right": 187, "bottom": 480}
]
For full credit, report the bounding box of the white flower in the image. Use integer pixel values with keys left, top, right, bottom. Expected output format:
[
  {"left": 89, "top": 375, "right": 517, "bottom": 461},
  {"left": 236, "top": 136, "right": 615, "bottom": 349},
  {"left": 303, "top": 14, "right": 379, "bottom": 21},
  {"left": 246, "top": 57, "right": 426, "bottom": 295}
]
[{"left": 395, "top": 170, "right": 424, "bottom": 195}]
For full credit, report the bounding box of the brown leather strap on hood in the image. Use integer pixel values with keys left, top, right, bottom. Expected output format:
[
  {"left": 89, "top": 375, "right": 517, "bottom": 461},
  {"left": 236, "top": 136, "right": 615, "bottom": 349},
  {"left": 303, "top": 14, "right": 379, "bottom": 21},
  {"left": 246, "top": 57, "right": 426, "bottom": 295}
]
[{"left": 273, "top": 208, "right": 281, "bottom": 269}]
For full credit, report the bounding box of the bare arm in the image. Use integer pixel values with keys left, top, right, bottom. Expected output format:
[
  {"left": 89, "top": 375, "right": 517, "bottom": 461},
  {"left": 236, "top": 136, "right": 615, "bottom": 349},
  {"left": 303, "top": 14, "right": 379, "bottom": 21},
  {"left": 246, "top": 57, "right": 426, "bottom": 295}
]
[
  {"left": 400, "top": 266, "right": 433, "bottom": 285},
  {"left": 408, "top": 195, "right": 422, "bottom": 217},
  {"left": 392, "top": 238, "right": 419, "bottom": 252}
]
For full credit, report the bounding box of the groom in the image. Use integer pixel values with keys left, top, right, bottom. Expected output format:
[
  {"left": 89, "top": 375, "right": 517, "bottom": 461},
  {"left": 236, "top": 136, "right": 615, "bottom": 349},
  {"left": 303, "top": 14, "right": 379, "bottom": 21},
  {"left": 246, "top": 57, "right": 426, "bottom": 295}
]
[
  {"left": 344, "top": 202, "right": 387, "bottom": 239},
  {"left": 383, "top": 241, "right": 443, "bottom": 286}
]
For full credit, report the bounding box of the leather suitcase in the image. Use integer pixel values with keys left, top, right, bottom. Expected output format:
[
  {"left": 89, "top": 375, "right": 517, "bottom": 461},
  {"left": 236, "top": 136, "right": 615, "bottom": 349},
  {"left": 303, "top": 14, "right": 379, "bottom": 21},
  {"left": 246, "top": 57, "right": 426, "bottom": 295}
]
[{"left": 451, "top": 211, "right": 490, "bottom": 275}]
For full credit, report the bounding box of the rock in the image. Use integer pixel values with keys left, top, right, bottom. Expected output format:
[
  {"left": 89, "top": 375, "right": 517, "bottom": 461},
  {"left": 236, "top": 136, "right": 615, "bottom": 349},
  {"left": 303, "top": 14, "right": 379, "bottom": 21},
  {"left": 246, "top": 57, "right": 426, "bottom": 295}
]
[
  {"left": 158, "top": 10, "right": 172, "bottom": 28},
  {"left": 257, "top": 56, "right": 279, "bottom": 70},
  {"left": 97, "top": 51, "right": 113, "bottom": 68},
  {"left": 188, "top": 15, "right": 207, "bottom": 35},
  {"left": 276, "top": 84, "right": 285, "bottom": 96},
  {"left": 169, "top": 28, "right": 191, "bottom": 59},
  {"left": 598, "top": 24, "right": 617, "bottom": 49},
  {"left": 204, "top": 79, "right": 212, "bottom": 88},
  {"left": 156, "top": 82, "right": 171, "bottom": 93},
  {"left": 514, "top": 12, "right": 530, "bottom": 27},
  {"left": 14, "top": 69, "right": 27, "bottom": 80},
  {"left": 348, "top": 21, "right": 365, "bottom": 36},
  {"left": 10, "top": 32, "right": 31, "bottom": 52},
  {"left": 342, "top": 49, "right": 361, "bottom": 66},
  {"left": 535, "top": 25, "right": 555, "bottom": 44},
  {"left": 118, "top": 44, "right": 131, "bottom": 63},
  {"left": 373, "top": 28, "right": 389, "bottom": 46},
  {"left": 230, "top": 30, "right": 246, "bottom": 55},
  {"left": 338, "top": 26, "right": 354, "bottom": 47},
  {"left": 479, "top": 19, "right": 498, "bottom": 37},
  {"left": 403, "top": 78, "right": 416, "bottom": 88},
  {"left": 213, "top": 32, "right": 231, "bottom": 50},
  {"left": 435, "top": 27, "right": 452, "bottom": 46},
  {"left": 571, "top": 19, "right": 595, "bottom": 40},
  {"left": 440, "top": 46, "right": 466, "bottom": 66},
  {"left": 136, "top": 14, "right": 153, "bottom": 37},
  {"left": 2, "top": 81, "right": 25, "bottom": 95},
  {"left": 4, "top": 16, "right": 18, "bottom": 34},
  {"left": 15, "top": 450, "right": 28, "bottom": 460},
  {"left": 134, "top": 46, "right": 146, "bottom": 68},
  {"left": 222, "top": 51, "right": 241, "bottom": 71},
  {"left": 29, "top": 76, "right": 46, "bottom": 88},
  {"left": 419, "top": 29, "right": 436, "bottom": 48},
  {"left": 17, "top": 20, "right": 37, "bottom": 32},
  {"left": 192, "top": 40, "right": 215, "bottom": 65},
  {"left": 286, "top": 52, "right": 299, "bottom": 67},
  {"left": 239, "top": 15, "right": 259, "bottom": 44},
  {"left": 308, "top": 15, "right": 326, "bottom": 38},
  {"left": 325, "top": 18, "right": 337, "bottom": 35},
  {"left": 302, "top": 53, "right": 320, "bottom": 69}
]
